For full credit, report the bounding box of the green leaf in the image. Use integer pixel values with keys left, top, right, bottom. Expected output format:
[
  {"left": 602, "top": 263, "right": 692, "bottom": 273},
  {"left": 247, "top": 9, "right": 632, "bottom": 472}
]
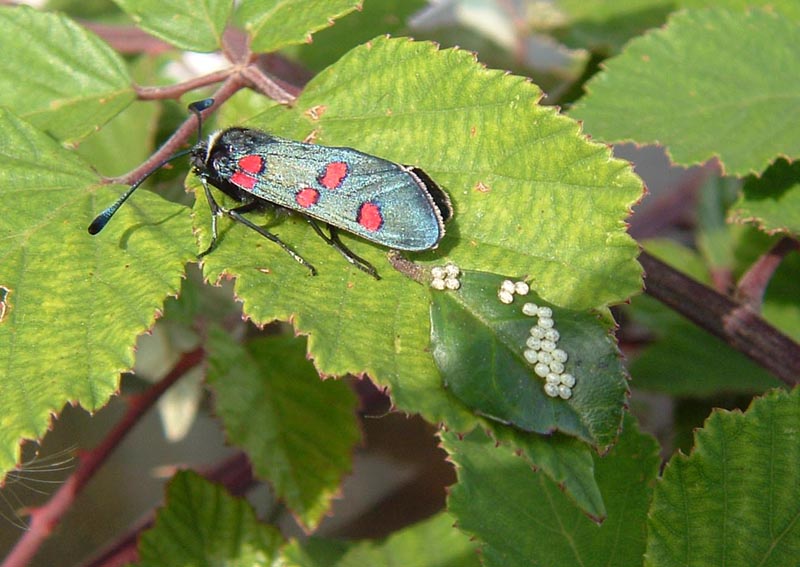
[
  {"left": 678, "top": 0, "right": 800, "bottom": 21},
  {"left": 570, "top": 9, "right": 800, "bottom": 176},
  {"left": 431, "top": 271, "right": 628, "bottom": 450},
  {"left": 552, "top": 0, "right": 674, "bottom": 53},
  {"left": 647, "top": 388, "right": 800, "bottom": 567},
  {"left": 0, "top": 5, "right": 134, "bottom": 143},
  {"left": 730, "top": 158, "right": 800, "bottom": 236},
  {"left": 75, "top": 101, "right": 161, "bottom": 176},
  {"left": 489, "top": 426, "right": 607, "bottom": 521},
  {"left": 289, "top": 0, "right": 427, "bottom": 71},
  {"left": 281, "top": 512, "right": 480, "bottom": 566},
  {"left": 0, "top": 109, "right": 195, "bottom": 478},
  {"left": 112, "top": 0, "right": 233, "bottom": 52},
  {"left": 237, "top": 0, "right": 360, "bottom": 53},
  {"left": 196, "top": 37, "right": 641, "bottom": 431},
  {"left": 45, "top": 0, "right": 126, "bottom": 21},
  {"left": 206, "top": 331, "right": 360, "bottom": 530},
  {"left": 133, "top": 470, "right": 282, "bottom": 566},
  {"left": 444, "top": 414, "right": 660, "bottom": 567}
]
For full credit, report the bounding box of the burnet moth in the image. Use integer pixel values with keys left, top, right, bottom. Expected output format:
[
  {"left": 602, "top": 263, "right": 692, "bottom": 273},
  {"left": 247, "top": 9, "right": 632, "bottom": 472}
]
[{"left": 89, "top": 99, "right": 452, "bottom": 279}]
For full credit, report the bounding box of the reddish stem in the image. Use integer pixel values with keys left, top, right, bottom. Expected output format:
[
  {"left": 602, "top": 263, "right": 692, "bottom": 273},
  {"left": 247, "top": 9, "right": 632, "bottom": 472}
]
[
  {"left": 82, "top": 23, "right": 174, "bottom": 55},
  {"left": 135, "top": 69, "right": 235, "bottom": 100},
  {"left": 241, "top": 64, "right": 298, "bottom": 104},
  {"left": 640, "top": 251, "right": 800, "bottom": 385},
  {"left": 106, "top": 75, "right": 245, "bottom": 187},
  {"left": 735, "top": 237, "right": 800, "bottom": 311},
  {"left": 1, "top": 348, "right": 205, "bottom": 567}
]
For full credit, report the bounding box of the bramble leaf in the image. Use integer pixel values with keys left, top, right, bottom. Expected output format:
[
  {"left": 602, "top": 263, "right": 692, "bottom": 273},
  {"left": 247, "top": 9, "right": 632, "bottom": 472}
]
[
  {"left": 133, "top": 471, "right": 282, "bottom": 566},
  {"left": 207, "top": 331, "right": 359, "bottom": 530},
  {"left": 571, "top": 9, "right": 800, "bottom": 176},
  {"left": 679, "top": 0, "right": 800, "bottom": 20},
  {"left": 112, "top": 0, "right": 233, "bottom": 52},
  {"left": 444, "top": 414, "right": 659, "bottom": 567},
  {"left": 730, "top": 159, "right": 800, "bottom": 236},
  {"left": 489, "top": 426, "right": 607, "bottom": 521},
  {"left": 552, "top": 0, "right": 673, "bottom": 53},
  {"left": 0, "top": 5, "right": 134, "bottom": 143},
  {"left": 647, "top": 388, "right": 800, "bottom": 567},
  {"left": 281, "top": 512, "right": 480, "bottom": 566},
  {"left": 237, "top": 0, "right": 360, "bottom": 53},
  {"left": 0, "top": 108, "right": 194, "bottom": 478},
  {"left": 75, "top": 101, "right": 161, "bottom": 176},
  {"left": 289, "top": 0, "right": 427, "bottom": 71}
]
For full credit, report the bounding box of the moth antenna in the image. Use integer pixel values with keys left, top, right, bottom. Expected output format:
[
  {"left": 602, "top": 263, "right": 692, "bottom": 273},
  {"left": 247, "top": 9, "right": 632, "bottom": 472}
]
[
  {"left": 188, "top": 98, "right": 213, "bottom": 143},
  {"left": 87, "top": 149, "right": 192, "bottom": 234},
  {"left": 88, "top": 99, "right": 214, "bottom": 235}
]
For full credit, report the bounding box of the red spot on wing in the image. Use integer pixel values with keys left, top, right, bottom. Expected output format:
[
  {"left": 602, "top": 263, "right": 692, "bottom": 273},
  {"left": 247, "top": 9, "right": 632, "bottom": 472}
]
[
  {"left": 357, "top": 202, "right": 383, "bottom": 232},
  {"left": 238, "top": 154, "right": 264, "bottom": 174},
  {"left": 296, "top": 187, "right": 320, "bottom": 208},
  {"left": 318, "top": 161, "right": 348, "bottom": 189},
  {"left": 231, "top": 171, "right": 257, "bottom": 190}
]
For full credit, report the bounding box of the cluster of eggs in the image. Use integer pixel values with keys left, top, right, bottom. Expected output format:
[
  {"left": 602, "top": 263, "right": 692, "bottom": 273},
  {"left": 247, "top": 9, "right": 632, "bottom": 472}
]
[
  {"left": 429, "top": 267, "right": 576, "bottom": 400},
  {"left": 430, "top": 263, "right": 461, "bottom": 290},
  {"left": 498, "top": 280, "right": 575, "bottom": 399}
]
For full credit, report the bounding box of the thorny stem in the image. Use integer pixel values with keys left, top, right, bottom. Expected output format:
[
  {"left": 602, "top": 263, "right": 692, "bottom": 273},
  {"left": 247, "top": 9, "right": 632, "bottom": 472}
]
[
  {"left": 735, "top": 236, "right": 799, "bottom": 311},
  {"left": 0, "top": 348, "right": 206, "bottom": 567},
  {"left": 640, "top": 251, "right": 800, "bottom": 386}
]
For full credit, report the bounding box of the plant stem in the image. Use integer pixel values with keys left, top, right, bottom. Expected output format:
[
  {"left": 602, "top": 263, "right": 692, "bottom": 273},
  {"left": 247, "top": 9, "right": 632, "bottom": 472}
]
[
  {"left": 106, "top": 75, "right": 244, "bottom": 187},
  {"left": 82, "top": 22, "right": 174, "bottom": 54},
  {"left": 135, "top": 69, "right": 235, "bottom": 100},
  {"left": 735, "top": 237, "right": 799, "bottom": 310},
  {"left": 640, "top": 251, "right": 800, "bottom": 386},
  {"left": 241, "top": 64, "right": 299, "bottom": 103},
  {"left": 0, "top": 348, "right": 205, "bottom": 567}
]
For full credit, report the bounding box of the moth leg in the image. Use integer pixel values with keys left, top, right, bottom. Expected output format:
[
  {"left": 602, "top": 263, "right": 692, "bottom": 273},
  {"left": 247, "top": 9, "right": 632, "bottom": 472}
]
[
  {"left": 197, "top": 181, "right": 261, "bottom": 257},
  {"left": 198, "top": 178, "right": 224, "bottom": 258},
  {"left": 307, "top": 218, "right": 380, "bottom": 280},
  {"left": 198, "top": 179, "right": 317, "bottom": 276},
  {"left": 227, "top": 208, "right": 318, "bottom": 276}
]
